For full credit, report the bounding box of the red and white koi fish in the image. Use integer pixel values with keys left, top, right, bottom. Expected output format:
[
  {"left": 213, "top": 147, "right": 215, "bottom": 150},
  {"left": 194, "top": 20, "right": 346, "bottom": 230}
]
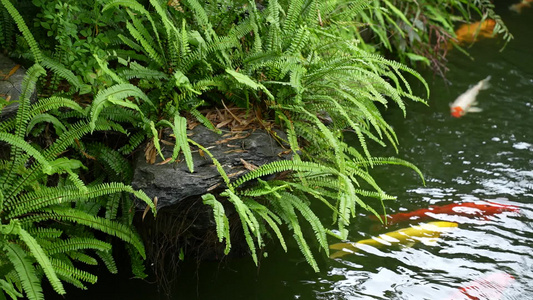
[
  {"left": 371, "top": 201, "right": 520, "bottom": 226},
  {"left": 510, "top": 0, "right": 533, "bottom": 13},
  {"left": 450, "top": 76, "right": 491, "bottom": 118},
  {"left": 447, "top": 272, "right": 515, "bottom": 300}
]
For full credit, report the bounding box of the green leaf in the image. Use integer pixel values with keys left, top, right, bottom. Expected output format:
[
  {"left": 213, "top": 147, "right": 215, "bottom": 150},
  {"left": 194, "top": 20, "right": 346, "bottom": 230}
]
[
  {"left": 174, "top": 115, "right": 194, "bottom": 172},
  {"left": 202, "top": 193, "right": 231, "bottom": 254},
  {"left": 18, "top": 228, "right": 65, "bottom": 295},
  {"left": 225, "top": 69, "right": 274, "bottom": 100},
  {"left": 173, "top": 71, "right": 201, "bottom": 95},
  {"left": 149, "top": 121, "right": 165, "bottom": 161},
  {"left": 0, "top": 279, "right": 23, "bottom": 299},
  {"left": 4, "top": 243, "right": 44, "bottom": 300}
]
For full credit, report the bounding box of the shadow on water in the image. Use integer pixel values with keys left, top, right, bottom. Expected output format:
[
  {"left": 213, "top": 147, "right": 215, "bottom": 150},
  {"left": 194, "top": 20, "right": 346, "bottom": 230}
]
[{"left": 51, "top": 4, "right": 533, "bottom": 300}]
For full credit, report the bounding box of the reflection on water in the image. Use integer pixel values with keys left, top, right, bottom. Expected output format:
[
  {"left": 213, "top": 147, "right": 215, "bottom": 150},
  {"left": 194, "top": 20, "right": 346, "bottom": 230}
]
[{"left": 321, "top": 6, "right": 533, "bottom": 300}]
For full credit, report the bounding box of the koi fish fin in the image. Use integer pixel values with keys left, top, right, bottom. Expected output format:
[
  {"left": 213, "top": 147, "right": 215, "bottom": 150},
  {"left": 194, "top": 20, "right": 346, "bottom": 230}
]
[
  {"left": 480, "top": 75, "right": 491, "bottom": 90},
  {"left": 467, "top": 107, "right": 483, "bottom": 113},
  {"left": 329, "top": 249, "right": 354, "bottom": 258}
]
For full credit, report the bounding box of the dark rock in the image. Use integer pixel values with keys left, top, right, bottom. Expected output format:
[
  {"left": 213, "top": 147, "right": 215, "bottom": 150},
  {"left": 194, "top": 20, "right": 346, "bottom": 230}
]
[
  {"left": 132, "top": 125, "right": 290, "bottom": 210},
  {"left": 0, "top": 53, "right": 30, "bottom": 121}
]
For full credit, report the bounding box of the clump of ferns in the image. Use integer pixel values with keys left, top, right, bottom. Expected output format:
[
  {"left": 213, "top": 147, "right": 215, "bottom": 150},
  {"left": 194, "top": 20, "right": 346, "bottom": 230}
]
[
  {"left": 87, "top": 0, "right": 431, "bottom": 271},
  {"left": 0, "top": 61, "right": 156, "bottom": 299}
]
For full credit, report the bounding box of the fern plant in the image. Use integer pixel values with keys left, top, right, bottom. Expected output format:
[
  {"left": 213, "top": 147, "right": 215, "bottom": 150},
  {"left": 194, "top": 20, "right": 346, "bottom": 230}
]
[
  {"left": 0, "top": 63, "right": 156, "bottom": 299},
  {"left": 90, "top": 0, "right": 428, "bottom": 272}
]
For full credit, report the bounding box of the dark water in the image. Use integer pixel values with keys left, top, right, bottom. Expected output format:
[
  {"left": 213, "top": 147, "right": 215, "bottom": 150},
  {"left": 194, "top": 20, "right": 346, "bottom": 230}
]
[{"left": 54, "top": 5, "right": 533, "bottom": 300}]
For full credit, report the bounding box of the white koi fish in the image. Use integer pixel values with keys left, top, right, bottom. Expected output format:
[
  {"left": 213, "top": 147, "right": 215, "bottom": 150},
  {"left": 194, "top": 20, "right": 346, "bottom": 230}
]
[{"left": 450, "top": 76, "right": 491, "bottom": 118}]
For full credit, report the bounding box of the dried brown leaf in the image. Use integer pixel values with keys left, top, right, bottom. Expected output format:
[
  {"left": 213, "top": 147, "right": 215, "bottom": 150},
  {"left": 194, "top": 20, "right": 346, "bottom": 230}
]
[
  {"left": 240, "top": 158, "right": 258, "bottom": 171},
  {"left": 215, "top": 133, "right": 250, "bottom": 144},
  {"left": 156, "top": 157, "right": 173, "bottom": 165},
  {"left": 142, "top": 197, "right": 157, "bottom": 221},
  {"left": 228, "top": 170, "right": 246, "bottom": 178}
]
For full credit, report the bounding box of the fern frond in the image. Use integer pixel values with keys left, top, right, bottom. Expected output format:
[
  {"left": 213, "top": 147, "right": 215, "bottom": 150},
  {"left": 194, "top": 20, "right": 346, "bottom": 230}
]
[
  {"left": 86, "top": 142, "right": 133, "bottom": 182},
  {"left": 188, "top": 138, "right": 231, "bottom": 188},
  {"left": 41, "top": 56, "right": 82, "bottom": 92},
  {"left": 125, "top": 243, "right": 148, "bottom": 278},
  {"left": 120, "top": 62, "right": 170, "bottom": 80},
  {"left": 202, "top": 193, "right": 231, "bottom": 254},
  {"left": 67, "top": 252, "right": 98, "bottom": 266},
  {"left": 26, "top": 228, "right": 63, "bottom": 240},
  {"left": 271, "top": 192, "right": 319, "bottom": 272},
  {"left": 183, "top": 0, "right": 215, "bottom": 41},
  {"left": 283, "top": 0, "right": 305, "bottom": 35},
  {"left": 253, "top": 202, "right": 288, "bottom": 252},
  {"left": 89, "top": 83, "right": 153, "bottom": 131},
  {"left": 231, "top": 160, "right": 338, "bottom": 189},
  {"left": 125, "top": 19, "right": 165, "bottom": 67},
  {"left": 189, "top": 108, "right": 220, "bottom": 133},
  {"left": 221, "top": 189, "right": 262, "bottom": 265},
  {"left": 13, "top": 64, "right": 46, "bottom": 139},
  {"left": 30, "top": 96, "right": 86, "bottom": 117},
  {"left": 93, "top": 54, "right": 127, "bottom": 85},
  {"left": 3, "top": 243, "right": 43, "bottom": 300},
  {"left": 355, "top": 156, "right": 425, "bottom": 185},
  {"left": 27, "top": 113, "right": 67, "bottom": 136},
  {"left": 50, "top": 258, "right": 98, "bottom": 285},
  {"left": 0, "top": 0, "right": 42, "bottom": 63},
  {"left": 95, "top": 250, "right": 118, "bottom": 274},
  {"left": 0, "top": 132, "right": 53, "bottom": 175},
  {"left": 24, "top": 207, "right": 146, "bottom": 259},
  {"left": 17, "top": 227, "right": 65, "bottom": 295},
  {"left": 172, "top": 115, "right": 194, "bottom": 172},
  {"left": 0, "top": 278, "right": 23, "bottom": 299},
  {"left": 6, "top": 182, "right": 153, "bottom": 218},
  {"left": 119, "top": 131, "right": 146, "bottom": 154},
  {"left": 44, "top": 238, "right": 112, "bottom": 256}
]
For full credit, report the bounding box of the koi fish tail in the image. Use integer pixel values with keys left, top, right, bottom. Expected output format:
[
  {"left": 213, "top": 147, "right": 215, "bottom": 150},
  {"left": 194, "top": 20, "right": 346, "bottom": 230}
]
[{"left": 480, "top": 75, "right": 491, "bottom": 90}]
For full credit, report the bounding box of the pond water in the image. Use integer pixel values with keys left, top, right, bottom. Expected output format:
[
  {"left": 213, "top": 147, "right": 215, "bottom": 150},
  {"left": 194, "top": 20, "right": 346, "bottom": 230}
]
[{"left": 54, "top": 5, "right": 533, "bottom": 300}]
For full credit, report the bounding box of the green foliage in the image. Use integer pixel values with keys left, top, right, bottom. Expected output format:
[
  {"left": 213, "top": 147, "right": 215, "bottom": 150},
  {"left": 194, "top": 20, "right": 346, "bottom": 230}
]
[
  {"left": 0, "top": 63, "right": 155, "bottom": 299},
  {"left": 0, "top": 3, "right": 15, "bottom": 50},
  {"left": 1, "top": 0, "right": 513, "bottom": 280},
  {"left": 27, "top": 0, "right": 128, "bottom": 89},
  {"left": 0, "top": 0, "right": 42, "bottom": 62}
]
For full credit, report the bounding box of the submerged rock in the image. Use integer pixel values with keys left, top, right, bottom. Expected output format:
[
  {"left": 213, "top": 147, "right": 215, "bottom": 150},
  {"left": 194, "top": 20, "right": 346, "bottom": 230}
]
[{"left": 131, "top": 125, "right": 289, "bottom": 210}]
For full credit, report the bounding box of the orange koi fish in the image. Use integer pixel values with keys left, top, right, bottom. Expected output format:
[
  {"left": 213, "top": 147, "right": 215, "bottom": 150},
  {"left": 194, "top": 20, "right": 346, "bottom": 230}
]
[
  {"left": 371, "top": 201, "right": 520, "bottom": 226},
  {"left": 510, "top": 0, "right": 533, "bottom": 13},
  {"left": 452, "top": 19, "right": 497, "bottom": 46},
  {"left": 447, "top": 272, "right": 515, "bottom": 300},
  {"left": 450, "top": 76, "right": 491, "bottom": 118},
  {"left": 329, "top": 221, "right": 458, "bottom": 258}
]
